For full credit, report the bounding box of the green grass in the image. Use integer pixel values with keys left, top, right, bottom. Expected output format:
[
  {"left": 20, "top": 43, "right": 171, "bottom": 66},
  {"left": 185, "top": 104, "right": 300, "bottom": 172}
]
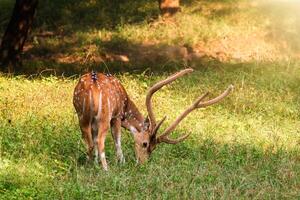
[
  {"left": 1, "top": 61, "right": 300, "bottom": 199},
  {"left": 1, "top": 0, "right": 300, "bottom": 199}
]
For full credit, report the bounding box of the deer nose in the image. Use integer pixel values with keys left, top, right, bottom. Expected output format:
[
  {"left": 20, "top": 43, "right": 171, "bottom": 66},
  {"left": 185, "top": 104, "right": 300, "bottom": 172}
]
[{"left": 142, "top": 142, "right": 148, "bottom": 148}]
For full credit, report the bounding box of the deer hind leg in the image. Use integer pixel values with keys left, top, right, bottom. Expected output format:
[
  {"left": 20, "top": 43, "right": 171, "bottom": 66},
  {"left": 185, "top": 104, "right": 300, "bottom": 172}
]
[
  {"left": 111, "top": 118, "right": 125, "bottom": 164},
  {"left": 79, "top": 122, "right": 94, "bottom": 162},
  {"left": 96, "top": 122, "right": 109, "bottom": 171},
  {"left": 91, "top": 118, "right": 99, "bottom": 164}
]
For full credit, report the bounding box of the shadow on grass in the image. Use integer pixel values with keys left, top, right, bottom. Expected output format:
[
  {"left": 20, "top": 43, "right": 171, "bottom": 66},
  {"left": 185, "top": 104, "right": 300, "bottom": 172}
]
[
  {"left": 1, "top": 0, "right": 298, "bottom": 76},
  {"left": 20, "top": 34, "right": 193, "bottom": 75},
  {"left": 35, "top": 0, "right": 159, "bottom": 31},
  {"left": 0, "top": 0, "right": 249, "bottom": 77},
  {"left": 0, "top": 0, "right": 236, "bottom": 33},
  {"left": 19, "top": 30, "right": 291, "bottom": 76}
]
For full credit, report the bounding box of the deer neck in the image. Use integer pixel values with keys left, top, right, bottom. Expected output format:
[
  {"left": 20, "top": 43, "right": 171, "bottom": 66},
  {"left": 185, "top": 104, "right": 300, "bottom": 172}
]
[{"left": 123, "top": 98, "right": 144, "bottom": 133}]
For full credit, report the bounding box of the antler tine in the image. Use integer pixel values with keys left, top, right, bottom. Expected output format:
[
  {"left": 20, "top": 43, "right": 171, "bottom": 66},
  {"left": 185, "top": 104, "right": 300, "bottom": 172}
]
[
  {"left": 197, "top": 85, "right": 234, "bottom": 108},
  {"left": 145, "top": 68, "right": 194, "bottom": 129},
  {"left": 153, "top": 116, "right": 167, "bottom": 135},
  {"left": 157, "top": 132, "right": 192, "bottom": 144},
  {"left": 157, "top": 92, "right": 209, "bottom": 142},
  {"left": 157, "top": 85, "right": 233, "bottom": 144}
]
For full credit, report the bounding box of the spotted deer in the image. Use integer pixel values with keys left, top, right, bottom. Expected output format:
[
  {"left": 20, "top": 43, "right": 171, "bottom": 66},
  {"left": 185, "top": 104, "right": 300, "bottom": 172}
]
[{"left": 73, "top": 68, "right": 233, "bottom": 170}]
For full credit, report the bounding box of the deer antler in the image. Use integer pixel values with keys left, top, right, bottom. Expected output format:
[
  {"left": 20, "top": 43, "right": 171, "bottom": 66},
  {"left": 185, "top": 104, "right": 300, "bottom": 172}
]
[
  {"left": 145, "top": 68, "right": 233, "bottom": 144},
  {"left": 156, "top": 85, "right": 233, "bottom": 144},
  {"left": 145, "top": 68, "right": 194, "bottom": 131}
]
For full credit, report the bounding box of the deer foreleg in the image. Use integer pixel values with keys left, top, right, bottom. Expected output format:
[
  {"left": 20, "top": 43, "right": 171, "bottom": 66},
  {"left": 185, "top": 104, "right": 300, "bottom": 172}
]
[{"left": 111, "top": 118, "right": 125, "bottom": 164}]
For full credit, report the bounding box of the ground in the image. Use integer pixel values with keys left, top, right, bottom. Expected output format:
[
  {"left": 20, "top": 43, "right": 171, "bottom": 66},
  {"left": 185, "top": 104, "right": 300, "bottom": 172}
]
[{"left": 0, "top": 0, "right": 300, "bottom": 199}]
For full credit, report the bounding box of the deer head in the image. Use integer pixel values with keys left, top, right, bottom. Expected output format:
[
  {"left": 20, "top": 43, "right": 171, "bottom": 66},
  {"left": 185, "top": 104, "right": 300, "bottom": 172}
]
[{"left": 132, "top": 68, "right": 233, "bottom": 163}]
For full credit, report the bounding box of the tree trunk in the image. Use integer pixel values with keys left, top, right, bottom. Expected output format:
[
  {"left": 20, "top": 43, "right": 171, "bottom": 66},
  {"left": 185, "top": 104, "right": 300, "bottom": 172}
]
[
  {"left": 0, "top": 0, "right": 38, "bottom": 72},
  {"left": 158, "top": 0, "right": 180, "bottom": 17}
]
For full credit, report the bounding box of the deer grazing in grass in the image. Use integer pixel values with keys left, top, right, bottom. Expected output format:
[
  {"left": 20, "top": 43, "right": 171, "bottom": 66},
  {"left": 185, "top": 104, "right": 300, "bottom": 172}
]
[{"left": 73, "top": 68, "right": 233, "bottom": 170}]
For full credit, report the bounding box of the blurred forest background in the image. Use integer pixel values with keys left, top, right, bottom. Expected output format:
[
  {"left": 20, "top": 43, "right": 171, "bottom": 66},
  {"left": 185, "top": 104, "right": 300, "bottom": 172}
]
[
  {"left": 0, "top": 0, "right": 299, "bottom": 74},
  {"left": 1, "top": 0, "right": 300, "bottom": 199}
]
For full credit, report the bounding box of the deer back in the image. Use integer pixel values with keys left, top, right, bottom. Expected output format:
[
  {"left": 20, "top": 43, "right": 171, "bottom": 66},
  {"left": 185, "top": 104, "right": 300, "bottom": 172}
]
[{"left": 73, "top": 73, "right": 129, "bottom": 124}]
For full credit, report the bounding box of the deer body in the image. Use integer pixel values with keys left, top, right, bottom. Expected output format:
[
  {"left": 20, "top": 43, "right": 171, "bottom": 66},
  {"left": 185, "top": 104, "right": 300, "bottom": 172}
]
[
  {"left": 74, "top": 69, "right": 233, "bottom": 170},
  {"left": 73, "top": 72, "right": 146, "bottom": 170}
]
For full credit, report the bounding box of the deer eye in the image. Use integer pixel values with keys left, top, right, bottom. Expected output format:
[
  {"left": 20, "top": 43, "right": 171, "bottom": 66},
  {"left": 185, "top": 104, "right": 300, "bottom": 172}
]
[{"left": 142, "top": 142, "right": 148, "bottom": 148}]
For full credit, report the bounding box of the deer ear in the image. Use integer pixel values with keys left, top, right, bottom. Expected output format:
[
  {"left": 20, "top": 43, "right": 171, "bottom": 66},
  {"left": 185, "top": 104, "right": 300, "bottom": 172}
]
[{"left": 143, "top": 116, "right": 150, "bottom": 130}]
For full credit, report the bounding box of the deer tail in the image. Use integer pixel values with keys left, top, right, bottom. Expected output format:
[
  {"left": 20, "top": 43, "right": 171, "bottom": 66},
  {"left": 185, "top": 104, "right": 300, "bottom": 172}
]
[{"left": 91, "top": 71, "right": 98, "bottom": 82}]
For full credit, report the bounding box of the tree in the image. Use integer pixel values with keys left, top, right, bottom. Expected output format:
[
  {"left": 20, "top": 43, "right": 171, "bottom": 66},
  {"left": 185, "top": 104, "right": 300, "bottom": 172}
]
[
  {"left": 0, "top": 0, "right": 38, "bottom": 72},
  {"left": 158, "top": 0, "right": 180, "bottom": 17}
]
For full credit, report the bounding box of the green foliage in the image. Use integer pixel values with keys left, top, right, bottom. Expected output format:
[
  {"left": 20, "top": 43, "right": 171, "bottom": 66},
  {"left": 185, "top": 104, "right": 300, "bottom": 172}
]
[{"left": 0, "top": 0, "right": 14, "bottom": 32}]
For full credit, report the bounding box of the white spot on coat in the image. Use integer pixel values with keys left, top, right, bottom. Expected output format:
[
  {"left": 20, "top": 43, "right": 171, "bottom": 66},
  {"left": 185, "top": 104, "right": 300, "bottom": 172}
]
[
  {"left": 96, "top": 91, "right": 102, "bottom": 120},
  {"left": 129, "top": 126, "right": 137, "bottom": 134}
]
